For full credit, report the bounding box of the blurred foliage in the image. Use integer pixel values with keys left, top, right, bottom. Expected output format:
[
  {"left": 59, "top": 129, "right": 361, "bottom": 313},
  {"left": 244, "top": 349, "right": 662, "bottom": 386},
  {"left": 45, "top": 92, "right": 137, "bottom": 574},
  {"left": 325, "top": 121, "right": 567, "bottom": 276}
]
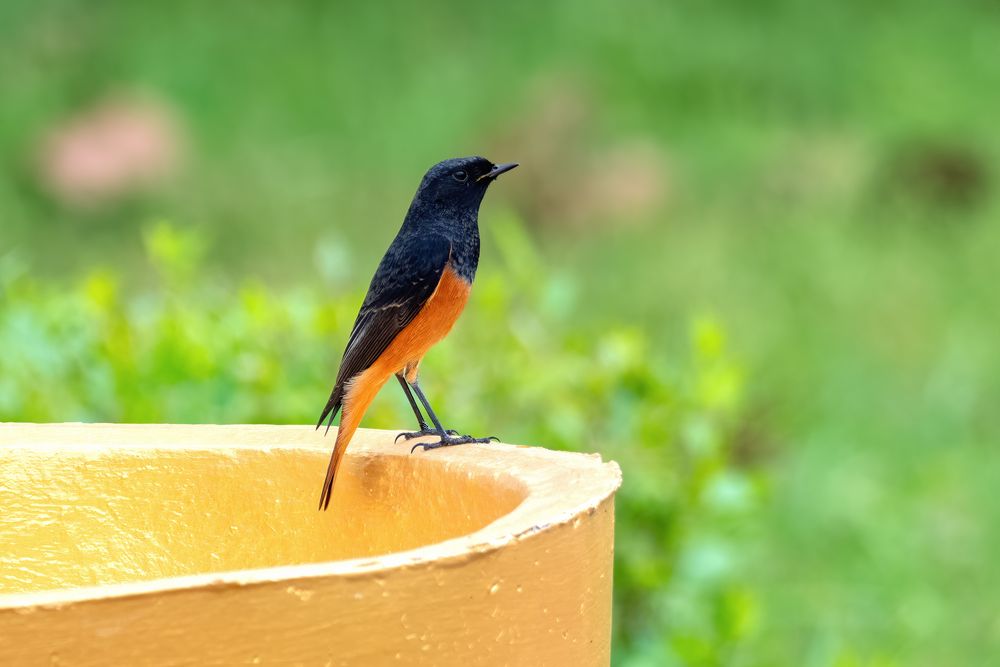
[
  {"left": 3, "top": 0, "right": 1000, "bottom": 664},
  {"left": 1, "top": 220, "right": 761, "bottom": 664}
]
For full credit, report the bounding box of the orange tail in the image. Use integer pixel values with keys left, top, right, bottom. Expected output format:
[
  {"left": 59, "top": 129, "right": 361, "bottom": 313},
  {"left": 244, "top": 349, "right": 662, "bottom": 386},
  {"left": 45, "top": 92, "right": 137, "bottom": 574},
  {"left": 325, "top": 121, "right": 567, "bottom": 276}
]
[{"left": 318, "top": 368, "right": 390, "bottom": 510}]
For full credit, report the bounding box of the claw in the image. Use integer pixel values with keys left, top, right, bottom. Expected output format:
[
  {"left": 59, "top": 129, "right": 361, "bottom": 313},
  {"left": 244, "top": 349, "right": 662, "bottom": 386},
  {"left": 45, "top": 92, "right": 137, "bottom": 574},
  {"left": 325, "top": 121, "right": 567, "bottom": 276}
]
[
  {"left": 395, "top": 428, "right": 444, "bottom": 443},
  {"left": 395, "top": 428, "right": 464, "bottom": 443},
  {"left": 410, "top": 433, "right": 498, "bottom": 453}
]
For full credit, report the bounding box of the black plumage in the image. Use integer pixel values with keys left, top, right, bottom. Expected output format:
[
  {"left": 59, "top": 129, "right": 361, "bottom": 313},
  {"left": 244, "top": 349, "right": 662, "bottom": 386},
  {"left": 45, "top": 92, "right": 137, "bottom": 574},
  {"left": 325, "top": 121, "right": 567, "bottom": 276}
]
[{"left": 315, "top": 156, "right": 517, "bottom": 510}]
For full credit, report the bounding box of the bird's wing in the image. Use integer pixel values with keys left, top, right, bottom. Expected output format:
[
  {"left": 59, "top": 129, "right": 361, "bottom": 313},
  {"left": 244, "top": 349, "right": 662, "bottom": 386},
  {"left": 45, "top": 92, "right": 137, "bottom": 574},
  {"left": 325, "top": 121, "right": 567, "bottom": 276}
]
[{"left": 316, "top": 231, "right": 452, "bottom": 430}]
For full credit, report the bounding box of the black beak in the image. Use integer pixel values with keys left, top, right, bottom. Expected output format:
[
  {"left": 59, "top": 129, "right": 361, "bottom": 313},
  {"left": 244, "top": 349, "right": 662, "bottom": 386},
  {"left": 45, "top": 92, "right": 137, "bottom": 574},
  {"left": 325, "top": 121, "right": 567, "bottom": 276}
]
[{"left": 478, "top": 162, "right": 519, "bottom": 182}]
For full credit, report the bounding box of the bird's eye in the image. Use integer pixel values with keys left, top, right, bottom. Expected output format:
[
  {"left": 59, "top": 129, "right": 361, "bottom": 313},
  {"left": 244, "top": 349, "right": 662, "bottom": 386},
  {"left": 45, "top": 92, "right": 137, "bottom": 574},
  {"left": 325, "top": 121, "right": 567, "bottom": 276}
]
[{"left": 453, "top": 170, "right": 468, "bottom": 182}]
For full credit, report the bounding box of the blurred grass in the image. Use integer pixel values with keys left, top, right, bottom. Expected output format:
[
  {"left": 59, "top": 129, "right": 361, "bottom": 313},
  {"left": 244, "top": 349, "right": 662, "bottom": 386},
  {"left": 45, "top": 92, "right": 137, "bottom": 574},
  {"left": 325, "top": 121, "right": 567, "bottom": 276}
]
[{"left": 3, "top": 0, "right": 1000, "bottom": 664}]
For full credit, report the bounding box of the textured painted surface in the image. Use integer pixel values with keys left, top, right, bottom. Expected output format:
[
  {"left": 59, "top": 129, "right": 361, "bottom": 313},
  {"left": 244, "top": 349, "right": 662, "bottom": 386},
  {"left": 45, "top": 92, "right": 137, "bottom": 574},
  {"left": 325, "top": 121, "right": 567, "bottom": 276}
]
[{"left": 0, "top": 423, "right": 621, "bottom": 666}]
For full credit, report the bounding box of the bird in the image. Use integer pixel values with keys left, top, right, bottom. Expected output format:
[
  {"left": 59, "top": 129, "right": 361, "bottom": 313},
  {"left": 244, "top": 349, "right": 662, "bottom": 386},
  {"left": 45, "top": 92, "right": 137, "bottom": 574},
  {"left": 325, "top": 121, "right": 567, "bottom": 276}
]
[{"left": 315, "top": 156, "right": 518, "bottom": 510}]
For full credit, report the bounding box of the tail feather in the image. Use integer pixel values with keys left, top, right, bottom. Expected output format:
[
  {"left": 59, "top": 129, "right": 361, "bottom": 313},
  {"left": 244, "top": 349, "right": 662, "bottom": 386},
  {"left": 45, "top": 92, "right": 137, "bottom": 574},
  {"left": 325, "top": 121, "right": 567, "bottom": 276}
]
[
  {"left": 318, "top": 408, "right": 356, "bottom": 511},
  {"left": 317, "top": 385, "right": 343, "bottom": 511},
  {"left": 316, "top": 370, "right": 390, "bottom": 511},
  {"left": 316, "top": 385, "right": 343, "bottom": 435},
  {"left": 318, "top": 434, "right": 347, "bottom": 511}
]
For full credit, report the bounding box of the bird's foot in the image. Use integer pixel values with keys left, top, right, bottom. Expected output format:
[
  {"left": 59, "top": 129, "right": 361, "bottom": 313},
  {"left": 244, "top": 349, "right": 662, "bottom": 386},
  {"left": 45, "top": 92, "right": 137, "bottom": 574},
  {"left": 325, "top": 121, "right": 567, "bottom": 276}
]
[
  {"left": 395, "top": 428, "right": 459, "bottom": 443},
  {"left": 410, "top": 433, "right": 499, "bottom": 453}
]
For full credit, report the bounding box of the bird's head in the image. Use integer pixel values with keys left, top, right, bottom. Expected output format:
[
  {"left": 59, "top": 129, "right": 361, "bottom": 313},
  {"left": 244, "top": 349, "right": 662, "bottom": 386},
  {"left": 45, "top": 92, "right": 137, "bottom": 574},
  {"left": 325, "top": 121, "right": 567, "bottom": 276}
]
[{"left": 412, "top": 156, "right": 518, "bottom": 213}]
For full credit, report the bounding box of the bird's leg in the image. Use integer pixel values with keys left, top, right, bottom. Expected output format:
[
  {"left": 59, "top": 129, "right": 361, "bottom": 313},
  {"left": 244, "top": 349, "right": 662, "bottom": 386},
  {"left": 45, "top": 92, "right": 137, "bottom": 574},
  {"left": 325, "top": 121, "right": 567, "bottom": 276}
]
[
  {"left": 394, "top": 375, "right": 458, "bottom": 442},
  {"left": 397, "top": 373, "right": 429, "bottom": 430},
  {"left": 410, "top": 379, "right": 447, "bottom": 432},
  {"left": 406, "top": 379, "right": 498, "bottom": 453}
]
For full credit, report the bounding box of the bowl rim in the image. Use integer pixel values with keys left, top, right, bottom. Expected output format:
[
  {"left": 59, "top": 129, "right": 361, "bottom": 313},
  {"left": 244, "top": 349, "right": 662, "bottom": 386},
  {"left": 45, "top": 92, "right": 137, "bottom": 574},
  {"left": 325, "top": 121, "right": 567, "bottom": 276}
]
[{"left": 0, "top": 422, "right": 621, "bottom": 612}]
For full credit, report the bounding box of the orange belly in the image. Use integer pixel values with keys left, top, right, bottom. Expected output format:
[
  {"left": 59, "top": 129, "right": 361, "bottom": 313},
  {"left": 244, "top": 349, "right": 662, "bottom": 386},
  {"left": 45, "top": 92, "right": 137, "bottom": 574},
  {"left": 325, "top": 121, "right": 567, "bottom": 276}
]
[
  {"left": 375, "top": 265, "right": 471, "bottom": 378},
  {"left": 337, "top": 266, "right": 471, "bottom": 437},
  {"left": 321, "top": 264, "right": 472, "bottom": 504}
]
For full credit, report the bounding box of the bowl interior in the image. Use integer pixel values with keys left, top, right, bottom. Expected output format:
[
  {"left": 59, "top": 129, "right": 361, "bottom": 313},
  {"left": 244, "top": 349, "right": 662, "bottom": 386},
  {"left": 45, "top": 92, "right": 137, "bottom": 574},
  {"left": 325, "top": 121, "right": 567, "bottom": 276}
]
[{"left": 0, "top": 447, "right": 527, "bottom": 595}]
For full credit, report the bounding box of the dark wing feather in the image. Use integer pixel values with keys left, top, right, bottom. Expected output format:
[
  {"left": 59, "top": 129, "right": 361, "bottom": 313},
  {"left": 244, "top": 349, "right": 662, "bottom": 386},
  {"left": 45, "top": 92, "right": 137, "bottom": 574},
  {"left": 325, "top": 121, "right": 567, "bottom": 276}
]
[{"left": 316, "top": 232, "right": 452, "bottom": 431}]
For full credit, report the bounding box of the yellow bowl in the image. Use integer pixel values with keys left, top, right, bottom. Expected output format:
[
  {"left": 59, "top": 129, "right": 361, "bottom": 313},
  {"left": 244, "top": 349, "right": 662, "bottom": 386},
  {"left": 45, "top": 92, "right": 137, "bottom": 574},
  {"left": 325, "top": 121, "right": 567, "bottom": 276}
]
[{"left": 0, "top": 423, "right": 620, "bottom": 666}]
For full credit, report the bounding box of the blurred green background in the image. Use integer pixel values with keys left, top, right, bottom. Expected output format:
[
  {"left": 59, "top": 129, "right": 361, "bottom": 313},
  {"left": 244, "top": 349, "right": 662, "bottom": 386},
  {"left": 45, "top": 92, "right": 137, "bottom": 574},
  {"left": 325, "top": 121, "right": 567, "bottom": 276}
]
[{"left": 2, "top": 0, "right": 999, "bottom": 664}]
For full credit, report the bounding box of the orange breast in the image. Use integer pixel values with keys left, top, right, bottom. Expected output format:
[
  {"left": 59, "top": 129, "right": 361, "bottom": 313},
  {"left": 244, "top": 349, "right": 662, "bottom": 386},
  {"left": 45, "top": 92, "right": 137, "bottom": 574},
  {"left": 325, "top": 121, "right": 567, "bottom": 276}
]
[
  {"left": 324, "top": 264, "right": 473, "bottom": 498},
  {"left": 372, "top": 264, "right": 471, "bottom": 377}
]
